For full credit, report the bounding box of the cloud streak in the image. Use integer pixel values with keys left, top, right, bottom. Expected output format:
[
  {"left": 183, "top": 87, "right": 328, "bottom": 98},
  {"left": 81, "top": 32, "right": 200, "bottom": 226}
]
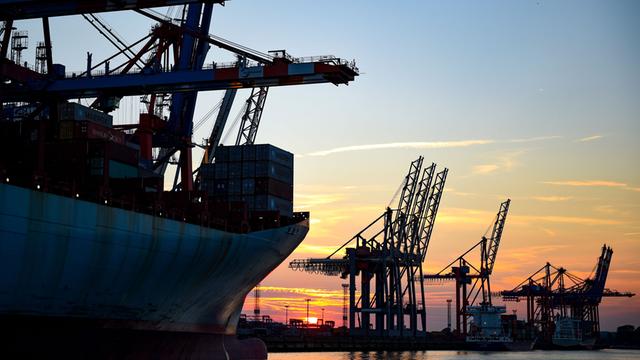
[
  {"left": 576, "top": 135, "right": 604, "bottom": 142},
  {"left": 543, "top": 180, "right": 627, "bottom": 187},
  {"left": 543, "top": 180, "right": 640, "bottom": 193},
  {"left": 531, "top": 196, "right": 572, "bottom": 202},
  {"left": 302, "top": 135, "right": 561, "bottom": 157},
  {"left": 507, "top": 135, "right": 563, "bottom": 143},
  {"left": 472, "top": 164, "right": 499, "bottom": 175},
  {"left": 305, "top": 140, "right": 494, "bottom": 157},
  {"left": 471, "top": 150, "right": 525, "bottom": 176},
  {"left": 512, "top": 214, "right": 623, "bottom": 226}
]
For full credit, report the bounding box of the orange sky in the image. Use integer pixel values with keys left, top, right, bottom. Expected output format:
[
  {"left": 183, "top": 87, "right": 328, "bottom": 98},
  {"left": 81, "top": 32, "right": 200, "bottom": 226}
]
[{"left": 242, "top": 141, "right": 640, "bottom": 331}]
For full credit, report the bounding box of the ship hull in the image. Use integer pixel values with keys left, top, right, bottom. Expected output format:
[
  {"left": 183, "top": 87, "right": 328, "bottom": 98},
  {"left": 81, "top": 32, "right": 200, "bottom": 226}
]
[{"left": 0, "top": 182, "right": 308, "bottom": 335}]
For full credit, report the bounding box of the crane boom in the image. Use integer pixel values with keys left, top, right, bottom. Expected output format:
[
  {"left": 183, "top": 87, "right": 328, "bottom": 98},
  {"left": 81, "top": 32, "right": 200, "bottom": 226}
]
[
  {"left": 235, "top": 87, "right": 269, "bottom": 146},
  {"left": 485, "top": 199, "right": 510, "bottom": 275},
  {"left": 419, "top": 168, "right": 448, "bottom": 261},
  {"left": 392, "top": 157, "right": 423, "bottom": 251},
  {"left": 407, "top": 163, "right": 436, "bottom": 256}
]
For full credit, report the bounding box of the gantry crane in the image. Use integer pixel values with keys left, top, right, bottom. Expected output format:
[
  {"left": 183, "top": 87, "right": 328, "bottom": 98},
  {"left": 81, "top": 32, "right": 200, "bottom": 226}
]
[
  {"left": 500, "top": 244, "right": 635, "bottom": 345},
  {"left": 1, "top": 2, "right": 358, "bottom": 193},
  {"left": 423, "top": 199, "right": 511, "bottom": 337},
  {"left": 290, "top": 157, "right": 448, "bottom": 337}
]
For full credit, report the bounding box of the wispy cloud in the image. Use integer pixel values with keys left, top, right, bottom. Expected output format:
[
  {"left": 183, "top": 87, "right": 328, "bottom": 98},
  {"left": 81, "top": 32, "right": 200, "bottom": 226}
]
[
  {"left": 543, "top": 180, "right": 640, "bottom": 193},
  {"left": 294, "top": 193, "right": 344, "bottom": 208},
  {"left": 531, "top": 196, "right": 572, "bottom": 202},
  {"left": 472, "top": 164, "right": 499, "bottom": 175},
  {"left": 303, "top": 135, "right": 563, "bottom": 157},
  {"left": 512, "top": 214, "right": 623, "bottom": 226},
  {"left": 576, "top": 135, "right": 604, "bottom": 142},
  {"left": 507, "top": 135, "right": 563, "bottom": 143},
  {"left": 305, "top": 140, "right": 494, "bottom": 157},
  {"left": 543, "top": 180, "right": 627, "bottom": 188},
  {"left": 439, "top": 207, "right": 623, "bottom": 227},
  {"left": 540, "top": 227, "right": 557, "bottom": 237},
  {"left": 470, "top": 150, "right": 524, "bottom": 176}
]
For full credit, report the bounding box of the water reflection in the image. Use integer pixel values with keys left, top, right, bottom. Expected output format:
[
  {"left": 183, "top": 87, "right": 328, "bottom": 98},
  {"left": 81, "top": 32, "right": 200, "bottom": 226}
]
[{"left": 269, "top": 349, "right": 640, "bottom": 360}]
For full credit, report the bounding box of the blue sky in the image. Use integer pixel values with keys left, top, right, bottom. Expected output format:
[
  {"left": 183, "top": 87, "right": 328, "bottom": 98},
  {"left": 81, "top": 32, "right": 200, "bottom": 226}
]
[{"left": 11, "top": 0, "right": 640, "bottom": 330}]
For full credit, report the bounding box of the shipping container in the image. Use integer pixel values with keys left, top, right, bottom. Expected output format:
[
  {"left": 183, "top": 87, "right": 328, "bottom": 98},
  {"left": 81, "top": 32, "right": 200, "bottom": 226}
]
[
  {"left": 199, "top": 164, "right": 216, "bottom": 178},
  {"left": 58, "top": 102, "right": 113, "bottom": 127},
  {"left": 108, "top": 142, "right": 139, "bottom": 166},
  {"left": 269, "top": 162, "right": 293, "bottom": 184},
  {"left": 109, "top": 160, "right": 138, "bottom": 178},
  {"left": 242, "top": 146, "right": 256, "bottom": 161},
  {"left": 63, "top": 121, "right": 126, "bottom": 145},
  {"left": 214, "top": 146, "right": 229, "bottom": 162},
  {"left": 242, "top": 178, "right": 255, "bottom": 194},
  {"left": 242, "top": 161, "right": 255, "bottom": 177},
  {"left": 214, "top": 163, "right": 228, "bottom": 178},
  {"left": 254, "top": 177, "right": 293, "bottom": 201},
  {"left": 254, "top": 194, "right": 293, "bottom": 217},
  {"left": 201, "top": 144, "right": 294, "bottom": 218},
  {"left": 228, "top": 146, "right": 242, "bottom": 162},
  {"left": 255, "top": 161, "right": 268, "bottom": 177},
  {"left": 242, "top": 195, "right": 255, "bottom": 210},
  {"left": 214, "top": 180, "right": 228, "bottom": 195},
  {"left": 228, "top": 163, "right": 242, "bottom": 178},
  {"left": 228, "top": 179, "right": 241, "bottom": 195},
  {"left": 255, "top": 144, "right": 293, "bottom": 168},
  {"left": 269, "top": 196, "right": 293, "bottom": 217}
]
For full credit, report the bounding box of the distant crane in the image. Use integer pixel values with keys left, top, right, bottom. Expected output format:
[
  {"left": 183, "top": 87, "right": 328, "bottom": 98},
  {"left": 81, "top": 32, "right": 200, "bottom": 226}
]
[
  {"left": 423, "top": 199, "right": 511, "bottom": 336},
  {"left": 290, "top": 157, "right": 448, "bottom": 337},
  {"left": 500, "top": 244, "right": 635, "bottom": 343}
]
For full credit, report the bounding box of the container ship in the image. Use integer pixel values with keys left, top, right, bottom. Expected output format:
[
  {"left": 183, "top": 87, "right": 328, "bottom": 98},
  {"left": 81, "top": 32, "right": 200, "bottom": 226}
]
[{"left": 0, "top": 1, "right": 357, "bottom": 358}]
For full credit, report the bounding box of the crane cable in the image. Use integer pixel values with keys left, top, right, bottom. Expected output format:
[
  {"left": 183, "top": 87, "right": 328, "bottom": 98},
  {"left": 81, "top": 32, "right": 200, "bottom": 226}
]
[
  {"left": 220, "top": 101, "right": 248, "bottom": 145},
  {"left": 193, "top": 97, "right": 223, "bottom": 132},
  {"left": 387, "top": 177, "right": 407, "bottom": 209}
]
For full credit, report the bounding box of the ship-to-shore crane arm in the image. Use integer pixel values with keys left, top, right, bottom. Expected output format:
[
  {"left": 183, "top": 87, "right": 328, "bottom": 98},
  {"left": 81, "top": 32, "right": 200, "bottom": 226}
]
[
  {"left": 235, "top": 86, "right": 269, "bottom": 146},
  {"left": 418, "top": 168, "right": 447, "bottom": 261},
  {"left": 392, "top": 157, "right": 423, "bottom": 251},
  {"left": 407, "top": 163, "right": 436, "bottom": 256},
  {"left": 484, "top": 199, "right": 510, "bottom": 275}
]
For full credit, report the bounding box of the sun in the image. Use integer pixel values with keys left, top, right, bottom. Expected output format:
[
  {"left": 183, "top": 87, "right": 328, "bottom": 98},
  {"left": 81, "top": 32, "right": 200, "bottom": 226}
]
[{"left": 307, "top": 317, "right": 318, "bottom": 325}]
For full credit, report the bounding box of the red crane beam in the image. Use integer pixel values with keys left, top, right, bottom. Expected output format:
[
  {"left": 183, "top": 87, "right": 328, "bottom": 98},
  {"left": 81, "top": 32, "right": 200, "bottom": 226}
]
[{"left": 0, "top": 59, "right": 358, "bottom": 102}]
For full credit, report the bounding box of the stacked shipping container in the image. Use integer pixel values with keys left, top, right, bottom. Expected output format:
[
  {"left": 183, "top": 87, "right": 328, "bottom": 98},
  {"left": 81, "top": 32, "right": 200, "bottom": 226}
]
[{"left": 201, "top": 144, "right": 294, "bottom": 217}]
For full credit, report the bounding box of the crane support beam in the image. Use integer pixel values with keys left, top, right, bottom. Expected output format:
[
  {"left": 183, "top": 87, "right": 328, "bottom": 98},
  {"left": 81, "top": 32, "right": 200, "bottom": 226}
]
[
  {"left": 236, "top": 86, "right": 268, "bottom": 146},
  {"left": 0, "top": 0, "right": 223, "bottom": 21},
  {"left": 1, "top": 60, "right": 358, "bottom": 101},
  {"left": 419, "top": 168, "right": 447, "bottom": 261},
  {"left": 485, "top": 199, "right": 510, "bottom": 275}
]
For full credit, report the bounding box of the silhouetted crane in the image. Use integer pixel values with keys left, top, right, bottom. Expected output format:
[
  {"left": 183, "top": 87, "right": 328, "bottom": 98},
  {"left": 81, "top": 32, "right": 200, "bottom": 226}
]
[{"left": 290, "top": 157, "right": 447, "bottom": 337}]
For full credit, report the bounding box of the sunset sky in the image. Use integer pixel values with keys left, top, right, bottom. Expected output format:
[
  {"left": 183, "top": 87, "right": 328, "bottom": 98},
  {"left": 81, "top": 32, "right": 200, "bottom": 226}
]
[{"left": 14, "top": 0, "right": 639, "bottom": 331}]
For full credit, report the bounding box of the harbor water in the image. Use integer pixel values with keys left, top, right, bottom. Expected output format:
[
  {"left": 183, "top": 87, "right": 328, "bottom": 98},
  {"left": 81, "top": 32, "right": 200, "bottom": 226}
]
[{"left": 269, "top": 349, "right": 640, "bottom": 360}]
